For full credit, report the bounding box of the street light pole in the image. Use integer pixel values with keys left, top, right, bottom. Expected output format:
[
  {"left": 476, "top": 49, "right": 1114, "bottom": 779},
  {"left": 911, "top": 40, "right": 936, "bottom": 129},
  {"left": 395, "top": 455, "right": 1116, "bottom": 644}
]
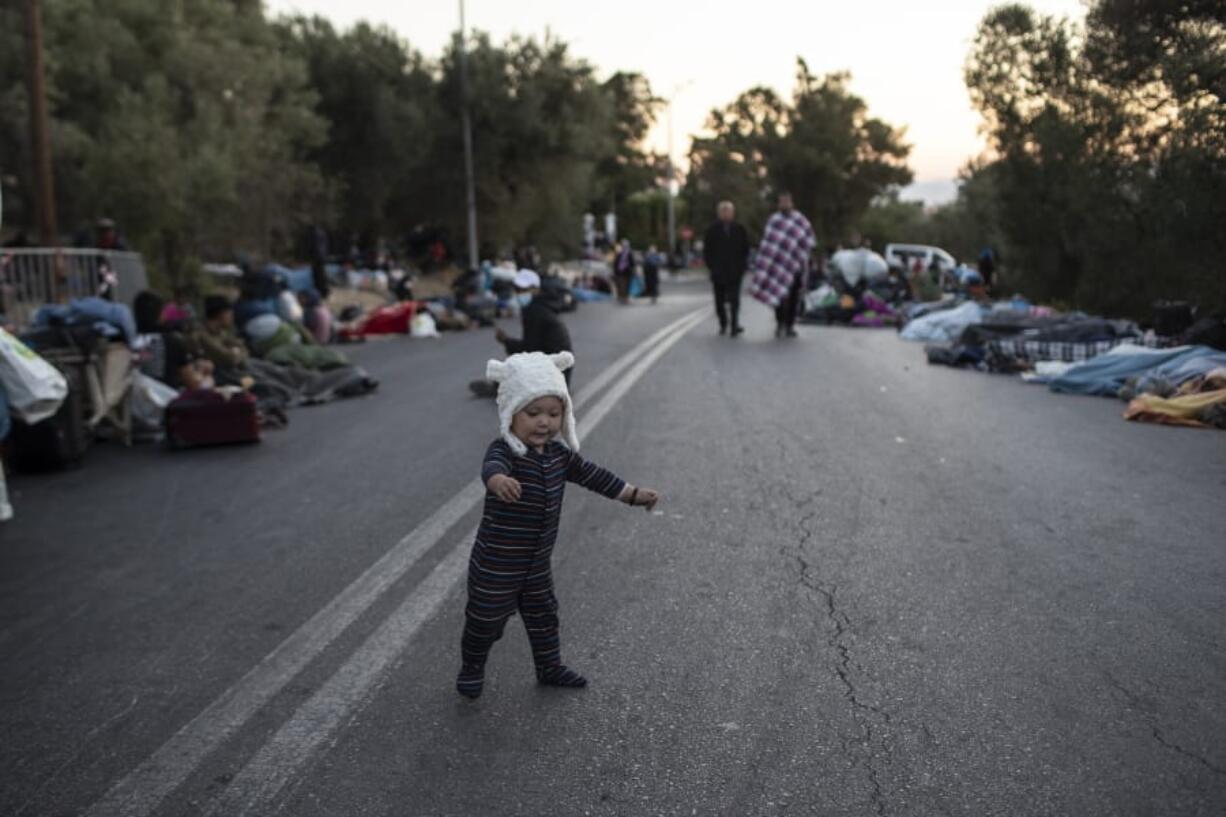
[
  {"left": 666, "top": 100, "right": 675, "bottom": 260},
  {"left": 664, "top": 81, "right": 692, "bottom": 262},
  {"left": 458, "top": 0, "right": 479, "bottom": 269},
  {"left": 23, "top": 0, "right": 57, "bottom": 247}
]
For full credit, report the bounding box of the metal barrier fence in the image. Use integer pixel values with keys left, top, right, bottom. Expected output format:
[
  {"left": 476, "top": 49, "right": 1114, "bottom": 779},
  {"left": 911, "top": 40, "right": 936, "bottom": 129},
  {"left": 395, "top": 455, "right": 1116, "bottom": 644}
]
[{"left": 0, "top": 248, "right": 148, "bottom": 328}]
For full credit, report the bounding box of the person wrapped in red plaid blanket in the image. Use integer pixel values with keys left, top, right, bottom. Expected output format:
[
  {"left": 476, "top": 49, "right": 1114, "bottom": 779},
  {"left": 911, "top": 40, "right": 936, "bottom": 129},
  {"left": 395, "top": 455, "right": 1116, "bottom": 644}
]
[{"left": 749, "top": 192, "right": 816, "bottom": 338}]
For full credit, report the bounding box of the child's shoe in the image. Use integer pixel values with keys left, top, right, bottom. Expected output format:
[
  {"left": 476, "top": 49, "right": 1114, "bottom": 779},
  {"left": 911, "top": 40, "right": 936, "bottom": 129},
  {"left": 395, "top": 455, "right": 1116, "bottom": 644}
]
[
  {"left": 456, "top": 664, "right": 485, "bottom": 699},
  {"left": 535, "top": 664, "right": 588, "bottom": 688}
]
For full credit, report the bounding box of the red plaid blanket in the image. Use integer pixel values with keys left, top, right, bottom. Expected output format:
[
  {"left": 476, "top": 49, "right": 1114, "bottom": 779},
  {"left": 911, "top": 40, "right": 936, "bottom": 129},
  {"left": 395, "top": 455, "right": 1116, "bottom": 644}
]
[{"left": 750, "top": 210, "right": 816, "bottom": 307}]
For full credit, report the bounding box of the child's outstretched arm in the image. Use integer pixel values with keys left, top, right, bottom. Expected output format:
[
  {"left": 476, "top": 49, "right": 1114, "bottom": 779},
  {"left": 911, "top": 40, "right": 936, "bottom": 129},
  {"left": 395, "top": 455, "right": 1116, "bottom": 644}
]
[{"left": 566, "top": 451, "right": 661, "bottom": 511}]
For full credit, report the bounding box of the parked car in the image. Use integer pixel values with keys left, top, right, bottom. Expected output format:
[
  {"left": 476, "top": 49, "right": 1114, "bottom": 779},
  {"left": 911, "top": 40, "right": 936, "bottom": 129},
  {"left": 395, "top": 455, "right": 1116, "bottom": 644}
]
[{"left": 883, "top": 243, "right": 956, "bottom": 277}]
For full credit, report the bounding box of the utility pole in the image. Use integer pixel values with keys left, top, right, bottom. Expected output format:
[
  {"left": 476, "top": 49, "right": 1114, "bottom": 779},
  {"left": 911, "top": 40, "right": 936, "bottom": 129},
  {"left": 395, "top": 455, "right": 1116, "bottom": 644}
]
[
  {"left": 24, "top": 0, "right": 57, "bottom": 247},
  {"left": 458, "top": 0, "right": 479, "bottom": 269}
]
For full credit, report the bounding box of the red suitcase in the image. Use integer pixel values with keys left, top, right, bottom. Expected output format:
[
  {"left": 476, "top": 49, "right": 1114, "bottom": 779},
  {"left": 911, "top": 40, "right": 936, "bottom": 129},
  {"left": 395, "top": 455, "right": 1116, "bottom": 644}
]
[{"left": 165, "top": 389, "right": 261, "bottom": 448}]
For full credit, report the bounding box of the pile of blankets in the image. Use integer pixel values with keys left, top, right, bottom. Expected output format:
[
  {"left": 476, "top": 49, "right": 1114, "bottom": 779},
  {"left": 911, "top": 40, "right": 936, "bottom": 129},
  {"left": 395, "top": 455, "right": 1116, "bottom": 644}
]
[
  {"left": 802, "top": 286, "right": 901, "bottom": 327},
  {"left": 1122, "top": 367, "right": 1226, "bottom": 429},
  {"left": 903, "top": 297, "right": 1226, "bottom": 430},
  {"left": 900, "top": 301, "right": 989, "bottom": 343},
  {"left": 33, "top": 297, "right": 138, "bottom": 344},
  {"left": 1042, "top": 344, "right": 1226, "bottom": 429},
  {"left": 905, "top": 302, "right": 1165, "bottom": 373}
]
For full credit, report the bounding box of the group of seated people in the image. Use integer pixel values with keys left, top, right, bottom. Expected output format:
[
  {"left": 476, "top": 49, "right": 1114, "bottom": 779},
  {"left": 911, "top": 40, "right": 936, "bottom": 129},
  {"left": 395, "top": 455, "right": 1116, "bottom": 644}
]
[
  {"left": 132, "top": 279, "right": 358, "bottom": 419},
  {"left": 134, "top": 290, "right": 218, "bottom": 392},
  {"left": 134, "top": 289, "right": 261, "bottom": 385}
]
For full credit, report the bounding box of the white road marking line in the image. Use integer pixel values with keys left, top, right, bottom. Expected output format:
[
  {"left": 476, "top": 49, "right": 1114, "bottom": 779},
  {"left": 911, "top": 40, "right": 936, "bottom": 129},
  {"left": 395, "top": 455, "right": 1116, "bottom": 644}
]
[
  {"left": 572, "top": 311, "right": 705, "bottom": 433},
  {"left": 572, "top": 313, "right": 693, "bottom": 407},
  {"left": 205, "top": 310, "right": 705, "bottom": 816},
  {"left": 84, "top": 307, "right": 704, "bottom": 817},
  {"left": 207, "top": 534, "right": 476, "bottom": 817}
]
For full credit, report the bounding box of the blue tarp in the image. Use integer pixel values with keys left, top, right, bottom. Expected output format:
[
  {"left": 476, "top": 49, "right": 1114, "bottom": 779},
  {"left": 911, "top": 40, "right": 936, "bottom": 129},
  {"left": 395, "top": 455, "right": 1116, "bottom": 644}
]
[{"left": 1048, "top": 345, "right": 1223, "bottom": 396}]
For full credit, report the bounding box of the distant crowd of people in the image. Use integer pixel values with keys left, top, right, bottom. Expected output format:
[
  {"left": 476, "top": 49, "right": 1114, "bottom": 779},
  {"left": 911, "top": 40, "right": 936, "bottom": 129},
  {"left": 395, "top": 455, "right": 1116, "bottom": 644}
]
[{"left": 697, "top": 194, "right": 998, "bottom": 338}]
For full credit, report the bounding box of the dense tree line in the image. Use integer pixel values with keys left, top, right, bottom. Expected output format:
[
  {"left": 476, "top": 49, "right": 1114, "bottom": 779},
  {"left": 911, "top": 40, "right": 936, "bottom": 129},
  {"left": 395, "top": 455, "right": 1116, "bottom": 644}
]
[
  {"left": 967, "top": 0, "right": 1224, "bottom": 317},
  {"left": 4, "top": 1, "right": 1220, "bottom": 318},
  {"left": 683, "top": 60, "right": 913, "bottom": 243},
  {"left": 1, "top": 0, "right": 330, "bottom": 283},
  {"left": 866, "top": 0, "right": 1225, "bottom": 318},
  {"left": 0, "top": 0, "right": 661, "bottom": 286}
]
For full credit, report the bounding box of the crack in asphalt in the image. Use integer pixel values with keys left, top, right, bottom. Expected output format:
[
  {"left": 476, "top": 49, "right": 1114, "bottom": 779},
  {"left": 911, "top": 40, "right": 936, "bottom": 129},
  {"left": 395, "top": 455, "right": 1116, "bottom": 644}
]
[
  {"left": 781, "top": 483, "right": 891, "bottom": 817},
  {"left": 1105, "top": 672, "right": 1225, "bottom": 777},
  {"left": 747, "top": 431, "right": 900, "bottom": 815},
  {"left": 1151, "top": 727, "right": 1226, "bottom": 776}
]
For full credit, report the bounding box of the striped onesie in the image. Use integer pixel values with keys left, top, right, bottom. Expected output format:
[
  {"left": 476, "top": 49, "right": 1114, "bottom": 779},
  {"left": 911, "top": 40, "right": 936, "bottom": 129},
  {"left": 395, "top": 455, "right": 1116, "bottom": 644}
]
[{"left": 458, "top": 438, "right": 625, "bottom": 695}]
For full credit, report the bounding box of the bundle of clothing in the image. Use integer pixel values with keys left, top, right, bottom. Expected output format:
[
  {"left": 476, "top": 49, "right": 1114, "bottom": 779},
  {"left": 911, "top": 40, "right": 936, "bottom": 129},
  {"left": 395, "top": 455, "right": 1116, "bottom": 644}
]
[
  {"left": 32, "top": 297, "right": 138, "bottom": 345},
  {"left": 243, "top": 313, "right": 349, "bottom": 370},
  {"left": 801, "top": 285, "right": 901, "bottom": 327},
  {"left": 1048, "top": 344, "right": 1226, "bottom": 398},
  {"left": 130, "top": 290, "right": 378, "bottom": 440},
  {"left": 918, "top": 306, "right": 1161, "bottom": 373},
  {"left": 1039, "top": 342, "right": 1226, "bottom": 429},
  {"left": 1122, "top": 367, "right": 1226, "bottom": 429},
  {"left": 900, "top": 301, "right": 987, "bottom": 343}
]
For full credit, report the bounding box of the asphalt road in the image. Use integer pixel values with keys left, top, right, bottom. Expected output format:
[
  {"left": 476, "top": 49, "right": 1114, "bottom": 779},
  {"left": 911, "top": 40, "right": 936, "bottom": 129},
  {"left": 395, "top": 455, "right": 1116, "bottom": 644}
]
[{"left": 3, "top": 280, "right": 1225, "bottom": 816}]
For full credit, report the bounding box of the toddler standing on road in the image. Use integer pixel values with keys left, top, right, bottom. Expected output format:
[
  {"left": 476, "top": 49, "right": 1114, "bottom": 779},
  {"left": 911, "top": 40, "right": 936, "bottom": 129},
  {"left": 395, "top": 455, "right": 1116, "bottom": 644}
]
[{"left": 457, "top": 351, "right": 660, "bottom": 699}]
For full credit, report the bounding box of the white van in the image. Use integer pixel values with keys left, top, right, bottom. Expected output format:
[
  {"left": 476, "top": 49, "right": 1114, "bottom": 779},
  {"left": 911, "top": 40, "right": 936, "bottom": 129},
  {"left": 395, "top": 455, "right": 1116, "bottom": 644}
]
[{"left": 883, "top": 243, "right": 956, "bottom": 275}]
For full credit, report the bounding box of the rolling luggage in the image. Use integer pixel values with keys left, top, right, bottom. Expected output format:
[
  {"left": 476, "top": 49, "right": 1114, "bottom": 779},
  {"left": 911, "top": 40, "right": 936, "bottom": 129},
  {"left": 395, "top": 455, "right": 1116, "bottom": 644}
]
[{"left": 165, "top": 389, "right": 261, "bottom": 448}]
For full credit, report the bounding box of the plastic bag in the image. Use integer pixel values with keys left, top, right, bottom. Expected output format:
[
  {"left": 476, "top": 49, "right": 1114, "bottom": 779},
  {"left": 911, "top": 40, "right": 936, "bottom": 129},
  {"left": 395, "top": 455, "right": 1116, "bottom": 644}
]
[
  {"left": 411, "top": 312, "right": 440, "bottom": 338},
  {"left": 277, "top": 290, "right": 304, "bottom": 323},
  {"left": 831, "top": 248, "right": 889, "bottom": 286},
  {"left": 0, "top": 327, "right": 68, "bottom": 424},
  {"left": 245, "top": 313, "right": 283, "bottom": 342},
  {"left": 805, "top": 284, "right": 837, "bottom": 312},
  {"left": 130, "top": 371, "right": 178, "bottom": 433}
]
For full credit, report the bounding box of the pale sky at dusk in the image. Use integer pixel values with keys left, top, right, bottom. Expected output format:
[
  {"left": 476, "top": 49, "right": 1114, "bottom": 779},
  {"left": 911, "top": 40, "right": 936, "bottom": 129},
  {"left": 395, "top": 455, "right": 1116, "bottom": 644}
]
[{"left": 266, "top": 0, "right": 1088, "bottom": 204}]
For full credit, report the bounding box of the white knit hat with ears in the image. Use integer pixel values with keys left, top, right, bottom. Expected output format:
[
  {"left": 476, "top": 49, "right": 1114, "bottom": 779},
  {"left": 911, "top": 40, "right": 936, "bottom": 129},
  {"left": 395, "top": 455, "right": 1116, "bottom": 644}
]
[{"left": 486, "top": 351, "right": 579, "bottom": 456}]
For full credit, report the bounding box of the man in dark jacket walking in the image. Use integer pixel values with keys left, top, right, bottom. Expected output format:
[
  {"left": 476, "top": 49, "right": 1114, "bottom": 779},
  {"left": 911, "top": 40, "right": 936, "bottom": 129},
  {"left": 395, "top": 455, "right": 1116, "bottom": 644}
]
[
  {"left": 470, "top": 269, "right": 574, "bottom": 396},
  {"left": 703, "top": 201, "right": 751, "bottom": 336}
]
